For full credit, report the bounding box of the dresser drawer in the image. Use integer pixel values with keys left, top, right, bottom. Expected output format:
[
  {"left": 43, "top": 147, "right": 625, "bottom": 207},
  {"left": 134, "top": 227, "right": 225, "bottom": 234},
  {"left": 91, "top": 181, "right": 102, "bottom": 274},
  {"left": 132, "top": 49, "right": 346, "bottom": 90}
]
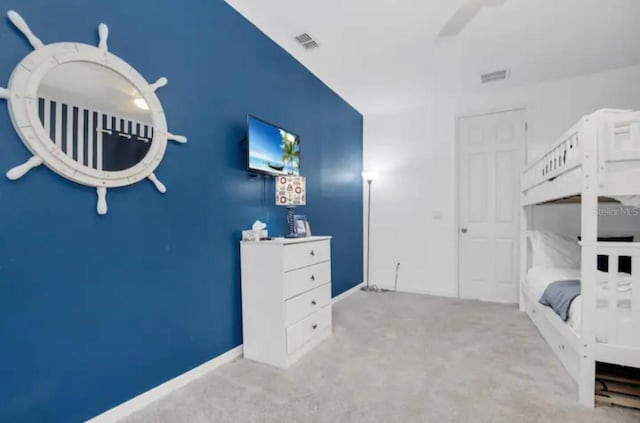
[
  {"left": 283, "top": 261, "right": 331, "bottom": 299},
  {"left": 286, "top": 305, "right": 332, "bottom": 354},
  {"left": 285, "top": 283, "right": 331, "bottom": 326},
  {"left": 283, "top": 240, "right": 330, "bottom": 271}
]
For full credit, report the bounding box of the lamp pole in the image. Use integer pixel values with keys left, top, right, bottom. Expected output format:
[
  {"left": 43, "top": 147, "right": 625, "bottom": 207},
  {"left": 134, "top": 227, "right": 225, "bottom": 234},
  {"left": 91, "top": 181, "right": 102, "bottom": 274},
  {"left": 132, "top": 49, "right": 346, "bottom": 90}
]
[
  {"left": 364, "top": 178, "right": 373, "bottom": 290},
  {"left": 361, "top": 171, "right": 386, "bottom": 293}
]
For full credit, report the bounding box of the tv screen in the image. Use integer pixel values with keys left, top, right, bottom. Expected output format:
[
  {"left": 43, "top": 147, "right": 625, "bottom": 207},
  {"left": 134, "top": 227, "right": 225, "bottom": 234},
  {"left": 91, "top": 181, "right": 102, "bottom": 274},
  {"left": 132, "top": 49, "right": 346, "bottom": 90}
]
[{"left": 247, "top": 115, "right": 300, "bottom": 176}]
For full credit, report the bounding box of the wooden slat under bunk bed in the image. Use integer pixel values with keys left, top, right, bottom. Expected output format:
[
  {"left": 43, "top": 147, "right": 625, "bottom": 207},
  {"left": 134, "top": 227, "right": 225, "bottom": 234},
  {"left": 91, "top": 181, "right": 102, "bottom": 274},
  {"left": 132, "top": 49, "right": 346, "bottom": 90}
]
[{"left": 596, "top": 363, "right": 640, "bottom": 410}]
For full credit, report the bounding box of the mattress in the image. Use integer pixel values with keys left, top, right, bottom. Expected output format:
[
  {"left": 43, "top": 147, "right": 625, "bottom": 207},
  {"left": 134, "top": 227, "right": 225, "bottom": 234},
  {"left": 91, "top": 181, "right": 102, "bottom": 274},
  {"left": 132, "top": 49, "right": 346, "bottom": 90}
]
[{"left": 525, "top": 266, "right": 633, "bottom": 342}]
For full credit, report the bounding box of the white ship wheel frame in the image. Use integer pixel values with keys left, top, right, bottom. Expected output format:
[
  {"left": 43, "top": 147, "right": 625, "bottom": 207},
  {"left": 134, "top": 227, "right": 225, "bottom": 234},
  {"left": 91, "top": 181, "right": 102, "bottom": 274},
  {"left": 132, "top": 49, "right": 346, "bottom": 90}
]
[{"left": 0, "top": 11, "right": 187, "bottom": 215}]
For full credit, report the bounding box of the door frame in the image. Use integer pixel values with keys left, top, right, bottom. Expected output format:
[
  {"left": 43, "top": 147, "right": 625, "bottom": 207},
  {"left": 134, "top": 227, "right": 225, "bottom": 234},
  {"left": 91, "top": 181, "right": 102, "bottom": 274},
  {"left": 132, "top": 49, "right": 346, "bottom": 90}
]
[{"left": 453, "top": 106, "right": 528, "bottom": 300}]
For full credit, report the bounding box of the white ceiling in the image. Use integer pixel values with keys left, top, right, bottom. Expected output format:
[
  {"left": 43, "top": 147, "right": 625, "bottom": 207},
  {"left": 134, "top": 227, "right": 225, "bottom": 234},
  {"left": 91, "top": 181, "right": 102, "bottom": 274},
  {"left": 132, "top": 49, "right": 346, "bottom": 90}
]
[{"left": 225, "top": 0, "right": 640, "bottom": 114}]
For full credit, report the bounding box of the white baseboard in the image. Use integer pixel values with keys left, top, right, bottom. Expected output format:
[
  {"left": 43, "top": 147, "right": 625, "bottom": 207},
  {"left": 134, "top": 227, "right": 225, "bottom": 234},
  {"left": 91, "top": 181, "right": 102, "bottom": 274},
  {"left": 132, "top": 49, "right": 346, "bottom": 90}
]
[
  {"left": 87, "top": 282, "right": 363, "bottom": 422},
  {"left": 373, "top": 284, "right": 456, "bottom": 298},
  {"left": 332, "top": 282, "right": 364, "bottom": 303},
  {"left": 87, "top": 345, "right": 244, "bottom": 423}
]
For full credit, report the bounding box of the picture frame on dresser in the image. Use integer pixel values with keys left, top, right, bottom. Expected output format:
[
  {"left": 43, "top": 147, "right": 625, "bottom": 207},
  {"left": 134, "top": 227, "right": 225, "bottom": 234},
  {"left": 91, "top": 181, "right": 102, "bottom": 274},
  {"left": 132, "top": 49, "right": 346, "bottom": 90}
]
[{"left": 293, "top": 215, "right": 308, "bottom": 237}]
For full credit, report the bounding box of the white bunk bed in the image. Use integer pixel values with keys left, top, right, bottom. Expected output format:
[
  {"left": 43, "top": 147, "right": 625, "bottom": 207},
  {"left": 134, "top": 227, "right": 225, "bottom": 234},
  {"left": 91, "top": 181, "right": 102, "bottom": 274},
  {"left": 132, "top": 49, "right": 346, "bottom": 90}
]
[{"left": 520, "top": 109, "right": 640, "bottom": 407}]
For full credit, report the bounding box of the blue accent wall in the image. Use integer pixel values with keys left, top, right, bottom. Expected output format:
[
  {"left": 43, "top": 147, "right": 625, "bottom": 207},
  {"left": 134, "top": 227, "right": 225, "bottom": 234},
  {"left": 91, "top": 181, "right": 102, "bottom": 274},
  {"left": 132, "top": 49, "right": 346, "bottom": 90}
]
[{"left": 0, "top": 1, "right": 363, "bottom": 421}]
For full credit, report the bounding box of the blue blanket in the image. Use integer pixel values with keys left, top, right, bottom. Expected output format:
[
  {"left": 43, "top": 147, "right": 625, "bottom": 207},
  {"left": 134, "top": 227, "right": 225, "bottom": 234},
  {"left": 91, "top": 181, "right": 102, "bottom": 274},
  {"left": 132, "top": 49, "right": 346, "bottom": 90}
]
[{"left": 539, "top": 280, "right": 581, "bottom": 322}]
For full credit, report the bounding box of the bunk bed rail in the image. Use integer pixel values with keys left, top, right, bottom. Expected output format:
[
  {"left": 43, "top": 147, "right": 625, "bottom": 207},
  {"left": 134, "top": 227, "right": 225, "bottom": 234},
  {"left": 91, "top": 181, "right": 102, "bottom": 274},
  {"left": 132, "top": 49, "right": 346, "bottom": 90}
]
[
  {"left": 605, "top": 117, "right": 640, "bottom": 162},
  {"left": 522, "top": 109, "right": 640, "bottom": 203},
  {"left": 522, "top": 123, "right": 582, "bottom": 192},
  {"left": 592, "top": 242, "right": 640, "bottom": 368}
]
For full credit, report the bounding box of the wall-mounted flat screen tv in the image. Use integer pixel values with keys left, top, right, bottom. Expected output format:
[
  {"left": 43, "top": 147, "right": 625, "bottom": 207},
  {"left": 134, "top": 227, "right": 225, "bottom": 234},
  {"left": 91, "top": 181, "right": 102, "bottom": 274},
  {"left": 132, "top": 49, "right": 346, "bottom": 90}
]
[{"left": 247, "top": 114, "right": 300, "bottom": 176}]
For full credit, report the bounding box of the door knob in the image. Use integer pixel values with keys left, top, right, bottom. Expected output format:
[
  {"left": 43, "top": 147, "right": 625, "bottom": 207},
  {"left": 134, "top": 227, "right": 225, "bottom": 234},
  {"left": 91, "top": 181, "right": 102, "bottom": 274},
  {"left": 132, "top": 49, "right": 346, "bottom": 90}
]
[{"left": 461, "top": 227, "right": 468, "bottom": 234}]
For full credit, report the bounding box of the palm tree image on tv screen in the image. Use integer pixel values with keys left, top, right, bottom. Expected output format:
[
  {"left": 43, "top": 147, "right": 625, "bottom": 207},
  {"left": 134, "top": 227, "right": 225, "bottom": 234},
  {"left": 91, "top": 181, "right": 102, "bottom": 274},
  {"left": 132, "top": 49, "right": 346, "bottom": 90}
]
[
  {"left": 280, "top": 130, "right": 300, "bottom": 174},
  {"left": 248, "top": 116, "right": 300, "bottom": 176}
]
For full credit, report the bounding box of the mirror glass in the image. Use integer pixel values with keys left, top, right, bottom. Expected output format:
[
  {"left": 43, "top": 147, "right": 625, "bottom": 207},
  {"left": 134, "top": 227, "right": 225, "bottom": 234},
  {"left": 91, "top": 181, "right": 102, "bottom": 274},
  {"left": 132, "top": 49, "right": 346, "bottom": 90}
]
[{"left": 36, "top": 62, "right": 154, "bottom": 172}]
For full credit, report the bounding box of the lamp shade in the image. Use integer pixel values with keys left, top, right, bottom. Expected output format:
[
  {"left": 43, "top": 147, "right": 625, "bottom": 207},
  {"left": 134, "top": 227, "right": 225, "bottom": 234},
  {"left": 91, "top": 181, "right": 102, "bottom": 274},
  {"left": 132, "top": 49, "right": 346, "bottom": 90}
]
[
  {"left": 276, "top": 175, "right": 306, "bottom": 206},
  {"left": 361, "top": 171, "right": 379, "bottom": 182}
]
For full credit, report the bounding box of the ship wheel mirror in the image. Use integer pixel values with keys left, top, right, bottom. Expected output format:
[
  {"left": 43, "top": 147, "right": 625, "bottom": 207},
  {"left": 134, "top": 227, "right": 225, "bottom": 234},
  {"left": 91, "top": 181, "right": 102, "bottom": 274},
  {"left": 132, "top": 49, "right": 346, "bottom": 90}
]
[{"left": 1, "top": 11, "right": 187, "bottom": 215}]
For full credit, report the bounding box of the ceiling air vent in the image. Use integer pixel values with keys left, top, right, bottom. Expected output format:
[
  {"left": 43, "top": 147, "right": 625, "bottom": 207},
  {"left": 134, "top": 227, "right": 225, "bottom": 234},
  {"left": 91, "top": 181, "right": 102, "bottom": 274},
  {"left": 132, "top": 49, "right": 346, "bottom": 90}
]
[
  {"left": 481, "top": 69, "right": 509, "bottom": 84},
  {"left": 295, "top": 33, "right": 319, "bottom": 50}
]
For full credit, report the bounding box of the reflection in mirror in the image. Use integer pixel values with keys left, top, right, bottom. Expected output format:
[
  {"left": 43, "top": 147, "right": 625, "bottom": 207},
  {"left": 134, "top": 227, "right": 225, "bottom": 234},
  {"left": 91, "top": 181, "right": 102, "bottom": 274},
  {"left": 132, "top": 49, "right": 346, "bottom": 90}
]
[{"left": 37, "top": 62, "right": 154, "bottom": 172}]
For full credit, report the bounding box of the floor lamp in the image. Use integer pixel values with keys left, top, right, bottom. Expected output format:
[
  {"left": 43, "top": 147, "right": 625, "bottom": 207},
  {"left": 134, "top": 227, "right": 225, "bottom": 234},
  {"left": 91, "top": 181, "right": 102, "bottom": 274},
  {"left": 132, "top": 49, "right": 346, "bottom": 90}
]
[{"left": 361, "top": 171, "right": 386, "bottom": 293}]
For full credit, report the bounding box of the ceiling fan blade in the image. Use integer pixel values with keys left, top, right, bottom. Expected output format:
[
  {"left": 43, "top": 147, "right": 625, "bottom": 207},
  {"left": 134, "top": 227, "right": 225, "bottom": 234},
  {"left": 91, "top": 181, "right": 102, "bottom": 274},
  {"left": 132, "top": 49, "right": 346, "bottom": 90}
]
[
  {"left": 481, "top": 0, "right": 507, "bottom": 6},
  {"left": 438, "top": 1, "right": 484, "bottom": 38}
]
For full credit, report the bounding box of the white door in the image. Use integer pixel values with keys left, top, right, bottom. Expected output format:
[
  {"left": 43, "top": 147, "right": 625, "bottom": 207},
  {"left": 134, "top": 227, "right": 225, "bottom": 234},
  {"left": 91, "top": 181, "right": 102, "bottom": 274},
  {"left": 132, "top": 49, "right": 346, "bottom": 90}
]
[{"left": 458, "top": 110, "right": 525, "bottom": 303}]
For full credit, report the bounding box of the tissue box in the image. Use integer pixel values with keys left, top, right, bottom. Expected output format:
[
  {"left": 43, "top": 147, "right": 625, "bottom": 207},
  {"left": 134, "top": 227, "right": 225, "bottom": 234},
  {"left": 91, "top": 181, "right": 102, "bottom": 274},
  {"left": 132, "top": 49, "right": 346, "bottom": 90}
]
[{"left": 242, "top": 229, "right": 268, "bottom": 241}]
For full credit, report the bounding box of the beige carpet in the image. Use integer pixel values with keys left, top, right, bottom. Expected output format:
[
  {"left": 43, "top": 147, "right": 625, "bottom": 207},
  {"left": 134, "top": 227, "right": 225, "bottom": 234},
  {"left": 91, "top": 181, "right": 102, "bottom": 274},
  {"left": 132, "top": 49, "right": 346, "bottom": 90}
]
[{"left": 123, "top": 292, "right": 639, "bottom": 423}]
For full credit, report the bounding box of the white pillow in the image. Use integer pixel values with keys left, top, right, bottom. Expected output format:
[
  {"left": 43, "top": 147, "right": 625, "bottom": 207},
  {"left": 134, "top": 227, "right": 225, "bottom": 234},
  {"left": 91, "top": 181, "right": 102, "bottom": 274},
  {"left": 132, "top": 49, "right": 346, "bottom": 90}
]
[{"left": 527, "top": 230, "right": 581, "bottom": 269}]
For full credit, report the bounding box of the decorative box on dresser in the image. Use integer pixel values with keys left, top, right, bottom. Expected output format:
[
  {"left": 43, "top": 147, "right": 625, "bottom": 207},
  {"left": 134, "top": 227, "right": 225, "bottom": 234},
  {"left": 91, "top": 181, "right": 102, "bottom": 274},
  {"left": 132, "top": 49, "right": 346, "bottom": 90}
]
[{"left": 240, "top": 236, "right": 333, "bottom": 368}]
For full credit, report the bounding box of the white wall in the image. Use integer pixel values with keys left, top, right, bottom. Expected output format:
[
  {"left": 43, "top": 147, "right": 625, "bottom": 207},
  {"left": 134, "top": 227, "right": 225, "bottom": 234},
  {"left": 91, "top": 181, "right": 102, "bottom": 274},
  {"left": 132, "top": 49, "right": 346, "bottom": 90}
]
[
  {"left": 363, "top": 96, "right": 457, "bottom": 296},
  {"left": 364, "top": 64, "right": 640, "bottom": 296}
]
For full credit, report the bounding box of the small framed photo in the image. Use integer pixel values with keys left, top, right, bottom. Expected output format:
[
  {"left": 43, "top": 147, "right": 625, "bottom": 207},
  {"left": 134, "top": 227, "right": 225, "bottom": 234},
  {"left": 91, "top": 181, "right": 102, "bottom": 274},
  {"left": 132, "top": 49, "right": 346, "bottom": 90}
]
[{"left": 293, "top": 215, "right": 309, "bottom": 237}]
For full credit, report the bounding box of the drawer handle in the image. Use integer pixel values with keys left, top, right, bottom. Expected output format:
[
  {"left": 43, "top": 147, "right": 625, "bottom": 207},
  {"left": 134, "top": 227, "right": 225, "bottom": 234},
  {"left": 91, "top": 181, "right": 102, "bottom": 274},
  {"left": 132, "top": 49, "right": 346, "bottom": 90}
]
[
  {"left": 312, "top": 323, "right": 318, "bottom": 330},
  {"left": 310, "top": 275, "right": 315, "bottom": 281},
  {"left": 311, "top": 300, "right": 317, "bottom": 306},
  {"left": 310, "top": 250, "right": 315, "bottom": 257}
]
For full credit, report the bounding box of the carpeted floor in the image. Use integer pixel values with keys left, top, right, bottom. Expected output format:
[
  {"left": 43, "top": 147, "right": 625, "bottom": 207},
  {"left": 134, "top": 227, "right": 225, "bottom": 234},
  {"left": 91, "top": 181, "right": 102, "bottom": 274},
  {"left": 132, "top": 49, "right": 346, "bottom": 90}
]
[{"left": 123, "top": 292, "right": 639, "bottom": 423}]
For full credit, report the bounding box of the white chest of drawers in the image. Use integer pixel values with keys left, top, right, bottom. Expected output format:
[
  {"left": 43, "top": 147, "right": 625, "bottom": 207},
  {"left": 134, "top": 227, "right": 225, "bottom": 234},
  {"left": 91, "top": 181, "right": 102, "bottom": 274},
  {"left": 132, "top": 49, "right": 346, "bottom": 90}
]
[{"left": 240, "top": 236, "right": 332, "bottom": 368}]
